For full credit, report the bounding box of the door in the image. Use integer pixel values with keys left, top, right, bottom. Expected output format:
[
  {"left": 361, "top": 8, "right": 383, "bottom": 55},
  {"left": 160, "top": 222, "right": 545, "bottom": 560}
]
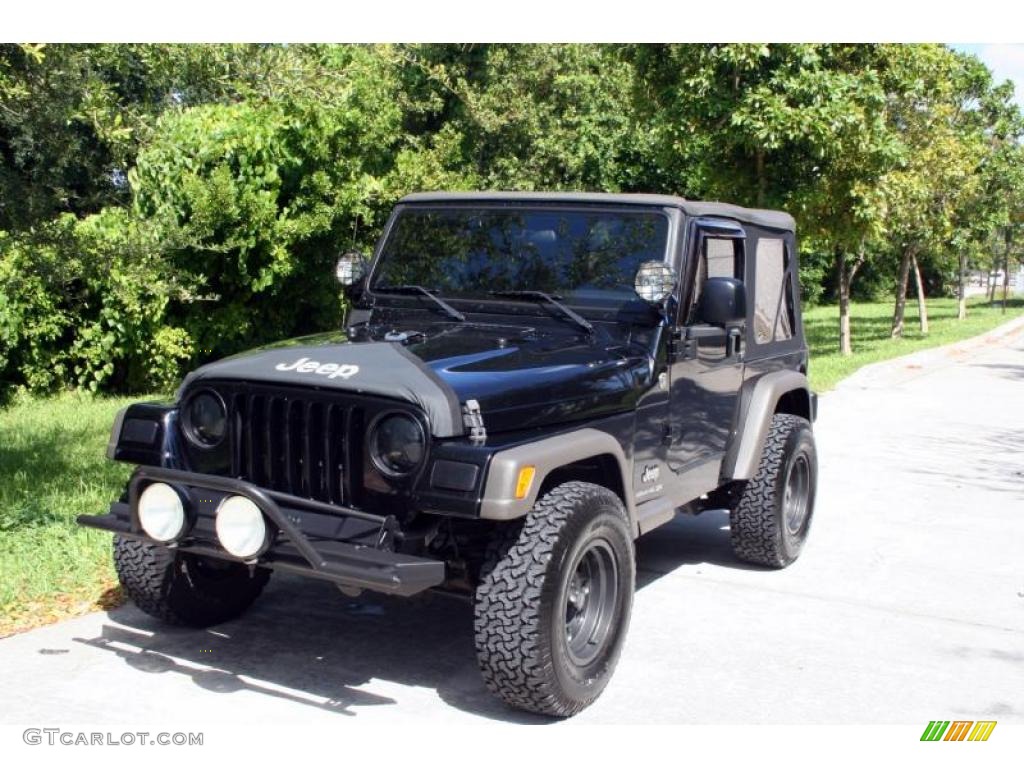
[{"left": 665, "top": 220, "right": 747, "bottom": 501}]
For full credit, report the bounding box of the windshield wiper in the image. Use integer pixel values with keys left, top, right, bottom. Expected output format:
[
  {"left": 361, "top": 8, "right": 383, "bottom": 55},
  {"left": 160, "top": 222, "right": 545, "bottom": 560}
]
[
  {"left": 375, "top": 285, "right": 466, "bottom": 322},
  {"left": 489, "top": 290, "right": 595, "bottom": 336}
]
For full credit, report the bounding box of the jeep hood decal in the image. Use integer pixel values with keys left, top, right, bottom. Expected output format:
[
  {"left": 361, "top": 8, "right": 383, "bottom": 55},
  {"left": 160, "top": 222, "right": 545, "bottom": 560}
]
[{"left": 179, "top": 340, "right": 465, "bottom": 438}]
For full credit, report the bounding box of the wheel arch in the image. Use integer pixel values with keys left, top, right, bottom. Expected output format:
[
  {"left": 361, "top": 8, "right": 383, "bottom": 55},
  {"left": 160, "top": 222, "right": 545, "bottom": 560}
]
[
  {"left": 479, "top": 428, "right": 634, "bottom": 527},
  {"left": 537, "top": 454, "right": 627, "bottom": 509},
  {"left": 774, "top": 387, "right": 813, "bottom": 421},
  {"left": 722, "top": 370, "right": 814, "bottom": 481}
]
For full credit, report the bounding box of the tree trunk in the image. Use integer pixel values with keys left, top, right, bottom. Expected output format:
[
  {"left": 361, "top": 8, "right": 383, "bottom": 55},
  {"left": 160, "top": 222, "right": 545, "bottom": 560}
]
[
  {"left": 838, "top": 249, "right": 864, "bottom": 356},
  {"left": 912, "top": 253, "right": 928, "bottom": 334},
  {"left": 891, "top": 244, "right": 915, "bottom": 338},
  {"left": 839, "top": 251, "right": 852, "bottom": 356},
  {"left": 988, "top": 265, "right": 998, "bottom": 301},
  {"left": 1002, "top": 229, "right": 1012, "bottom": 314},
  {"left": 755, "top": 149, "right": 766, "bottom": 209},
  {"left": 958, "top": 252, "right": 967, "bottom": 320}
]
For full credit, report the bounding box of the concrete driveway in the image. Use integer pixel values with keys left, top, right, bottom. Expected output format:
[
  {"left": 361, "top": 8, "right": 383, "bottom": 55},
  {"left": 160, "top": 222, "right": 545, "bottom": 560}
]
[{"left": 2, "top": 319, "right": 1022, "bottom": 726}]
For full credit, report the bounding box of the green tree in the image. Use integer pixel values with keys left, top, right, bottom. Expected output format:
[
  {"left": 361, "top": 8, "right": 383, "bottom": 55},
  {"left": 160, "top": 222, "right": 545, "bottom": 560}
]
[
  {"left": 385, "top": 44, "right": 640, "bottom": 194},
  {"left": 632, "top": 44, "right": 899, "bottom": 354},
  {"left": 873, "top": 46, "right": 980, "bottom": 336}
]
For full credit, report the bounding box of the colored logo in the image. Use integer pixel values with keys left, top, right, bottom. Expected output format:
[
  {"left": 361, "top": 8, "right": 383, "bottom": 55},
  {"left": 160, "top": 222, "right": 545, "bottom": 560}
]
[{"left": 920, "top": 720, "right": 996, "bottom": 741}]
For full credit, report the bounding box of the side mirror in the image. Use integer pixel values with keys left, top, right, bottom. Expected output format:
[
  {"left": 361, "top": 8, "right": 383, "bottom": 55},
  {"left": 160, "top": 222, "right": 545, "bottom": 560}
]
[
  {"left": 634, "top": 260, "right": 678, "bottom": 305},
  {"left": 335, "top": 251, "right": 369, "bottom": 287},
  {"left": 697, "top": 277, "right": 746, "bottom": 326}
]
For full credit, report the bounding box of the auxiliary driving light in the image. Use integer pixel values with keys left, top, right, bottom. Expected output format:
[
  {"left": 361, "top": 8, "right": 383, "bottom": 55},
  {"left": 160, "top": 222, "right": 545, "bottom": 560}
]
[
  {"left": 215, "top": 495, "right": 269, "bottom": 559},
  {"left": 137, "top": 482, "right": 187, "bottom": 542}
]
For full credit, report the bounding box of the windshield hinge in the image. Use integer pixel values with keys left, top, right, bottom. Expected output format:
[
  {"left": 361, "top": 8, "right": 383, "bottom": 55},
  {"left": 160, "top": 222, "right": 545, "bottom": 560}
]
[{"left": 462, "top": 399, "right": 487, "bottom": 445}]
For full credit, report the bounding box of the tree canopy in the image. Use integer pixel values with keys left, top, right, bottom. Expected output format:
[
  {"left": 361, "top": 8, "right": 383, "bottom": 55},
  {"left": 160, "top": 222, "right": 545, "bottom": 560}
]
[{"left": 1, "top": 43, "right": 1022, "bottom": 397}]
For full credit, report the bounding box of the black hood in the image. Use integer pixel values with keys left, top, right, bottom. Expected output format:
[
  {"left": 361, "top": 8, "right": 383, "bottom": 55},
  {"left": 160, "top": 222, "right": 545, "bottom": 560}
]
[{"left": 180, "top": 322, "right": 655, "bottom": 437}]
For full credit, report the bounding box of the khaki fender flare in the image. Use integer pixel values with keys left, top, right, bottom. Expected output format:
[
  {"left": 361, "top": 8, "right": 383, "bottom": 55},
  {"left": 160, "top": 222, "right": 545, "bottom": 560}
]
[
  {"left": 479, "top": 427, "right": 634, "bottom": 526},
  {"left": 723, "top": 370, "right": 813, "bottom": 481}
]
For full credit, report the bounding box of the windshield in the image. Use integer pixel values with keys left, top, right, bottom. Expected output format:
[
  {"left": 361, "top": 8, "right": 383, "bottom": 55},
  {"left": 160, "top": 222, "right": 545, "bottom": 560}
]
[{"left": 370, "top": 206, "right": 669, "bottom": 309}]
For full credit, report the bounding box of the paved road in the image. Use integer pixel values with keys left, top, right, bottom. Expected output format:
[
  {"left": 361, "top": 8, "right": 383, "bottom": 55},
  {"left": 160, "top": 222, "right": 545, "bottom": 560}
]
[{"left": 2, "top": 319, "right": 1023, "bottom": 725}]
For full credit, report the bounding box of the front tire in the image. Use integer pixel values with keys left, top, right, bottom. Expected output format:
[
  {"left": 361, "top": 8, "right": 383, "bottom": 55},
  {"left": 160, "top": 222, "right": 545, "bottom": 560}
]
[
  {"left": 730, "top": 414, "right": 817, "bottom": 568},
  {"left": 474, "top": 481, "right": 635, "bottom": 717},
  {"left": 113, "top": 536, "right": 271, "bottom": 627}
]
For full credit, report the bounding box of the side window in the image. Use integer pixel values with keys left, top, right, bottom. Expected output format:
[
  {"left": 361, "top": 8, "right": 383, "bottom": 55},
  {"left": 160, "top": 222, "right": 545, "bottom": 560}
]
[
  {"left": 753, "top": 238, "right": 794, "bottom": 344},
  {"left": 689, "top": 236, "right": 743, "bottom": 323}
]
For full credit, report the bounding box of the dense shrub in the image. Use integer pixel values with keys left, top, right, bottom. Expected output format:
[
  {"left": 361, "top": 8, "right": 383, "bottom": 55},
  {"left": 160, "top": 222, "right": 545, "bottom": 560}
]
[
  {"left": 0, "top": 209, "right": 192, "bottom": 399},
  {"left": 129, "top": 48, "right": 404, "bottom": 363},
  {"left": 1, "top": 46, "right": 406, "bottom": 398}
]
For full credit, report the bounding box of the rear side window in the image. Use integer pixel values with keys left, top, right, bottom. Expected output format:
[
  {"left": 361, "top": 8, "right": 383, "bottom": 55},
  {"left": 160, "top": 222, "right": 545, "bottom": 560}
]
[{"left": 753, "top": 238, "right": 794, "bottom": 344}]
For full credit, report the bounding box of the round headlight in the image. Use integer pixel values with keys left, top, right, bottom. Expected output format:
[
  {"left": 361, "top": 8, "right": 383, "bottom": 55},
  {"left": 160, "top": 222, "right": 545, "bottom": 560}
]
[
  {"left": 215, "top": 495, "right": 269, "bottom": 560},
  {"left": 184, "top": 390, "right": 227, "bottom": 448},
  {"left": 137, "top": 482, "right": 187, "bottom": 542},
  {"left": 370, "top": 413, "right": 426, "bottom": 477}
]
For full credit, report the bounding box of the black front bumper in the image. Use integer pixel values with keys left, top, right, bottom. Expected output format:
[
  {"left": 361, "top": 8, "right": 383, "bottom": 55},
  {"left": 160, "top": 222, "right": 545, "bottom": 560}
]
[{"left": 77, "top": 466, "right": 446, "bottom": 597}]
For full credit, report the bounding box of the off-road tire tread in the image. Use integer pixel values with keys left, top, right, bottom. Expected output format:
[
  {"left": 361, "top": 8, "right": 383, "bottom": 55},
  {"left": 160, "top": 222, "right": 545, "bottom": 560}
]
[
  {"left": 113, "top": 536, "right": 270, "bottom": 627},
  {"left": 474, "top": 481, "right": 630, "bottom": 718},
  {"left": 730, "top": 413, "right": 809, "bottom": 568}
]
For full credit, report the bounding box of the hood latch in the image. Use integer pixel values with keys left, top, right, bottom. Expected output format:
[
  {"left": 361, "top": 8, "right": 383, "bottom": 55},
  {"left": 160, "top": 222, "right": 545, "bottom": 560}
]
[
  {"left": 384, "top": 329, "right": 426, "bottom": 345},
  {"left": 462, "top": 399, "right": 487, "bottom": 445}
]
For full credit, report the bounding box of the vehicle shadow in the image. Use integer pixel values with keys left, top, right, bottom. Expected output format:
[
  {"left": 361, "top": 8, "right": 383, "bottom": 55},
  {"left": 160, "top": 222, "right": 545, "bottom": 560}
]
[
  {"left": 72, "top": 511, "right": 756, "bottom": 723},
  {"left": 970, "top": 362, "right": 1024, "bottom": 382},
  {"left": 635, "top": 510, "right": 770, "bottom": 588}
]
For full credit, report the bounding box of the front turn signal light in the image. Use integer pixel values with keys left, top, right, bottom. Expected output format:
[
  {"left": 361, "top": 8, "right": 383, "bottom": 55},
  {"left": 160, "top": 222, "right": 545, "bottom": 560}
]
[{"left": 514, "top": 466, "right": 536, "bottom": 500}]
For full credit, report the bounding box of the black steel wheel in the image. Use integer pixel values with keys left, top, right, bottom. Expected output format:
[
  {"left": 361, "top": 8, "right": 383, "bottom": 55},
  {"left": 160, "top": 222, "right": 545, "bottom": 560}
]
[
  {"left": 562, "top": 538, "right": 620, "bottom": 667},
  {"left": 474, "top": 481, "right": 635, "bottom": 718},
  {"left": 783, "top": 453, "right": 812, "bottom": 537}
]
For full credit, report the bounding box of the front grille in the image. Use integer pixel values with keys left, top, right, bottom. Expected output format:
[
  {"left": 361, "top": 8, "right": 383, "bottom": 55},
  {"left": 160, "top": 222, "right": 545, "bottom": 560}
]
[{"left": 226, "top": 389, "right": 354, "bottom": 505}]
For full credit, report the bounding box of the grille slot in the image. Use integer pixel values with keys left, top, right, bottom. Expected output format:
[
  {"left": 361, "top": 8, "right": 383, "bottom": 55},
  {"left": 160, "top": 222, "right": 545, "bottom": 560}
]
[{"left": 228, "top": 390, "right": 349, "bottom": 505}]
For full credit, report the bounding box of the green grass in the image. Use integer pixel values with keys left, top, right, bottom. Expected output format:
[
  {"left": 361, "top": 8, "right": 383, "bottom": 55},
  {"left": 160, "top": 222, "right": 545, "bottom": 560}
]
[
  {"left": 0, "top": 295, "right": 1021, "bottom": 634},
  {"left": 0, "top": 391, "right": 148, "bottom": 635},
  {"left": 805, "top": 296, "right": 1024, "bottom": 392}
]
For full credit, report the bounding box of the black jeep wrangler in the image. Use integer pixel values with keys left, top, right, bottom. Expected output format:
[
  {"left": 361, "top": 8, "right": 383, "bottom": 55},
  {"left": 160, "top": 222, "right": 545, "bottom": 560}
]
[{"left": 80, "top": 192, "right": 817, "bottom": 717}]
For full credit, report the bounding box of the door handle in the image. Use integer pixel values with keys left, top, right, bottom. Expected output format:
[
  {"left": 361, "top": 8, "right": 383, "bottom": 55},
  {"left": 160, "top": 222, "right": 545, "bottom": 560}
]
[
  {"left": 672, "top": 325, "right": 725, "bottom": 361},
  {"left": 672, "top": 325, "right": 742, "bottom": 361},
  {"left": 727, "top": 327, "right": 743, "bottom": 357}
]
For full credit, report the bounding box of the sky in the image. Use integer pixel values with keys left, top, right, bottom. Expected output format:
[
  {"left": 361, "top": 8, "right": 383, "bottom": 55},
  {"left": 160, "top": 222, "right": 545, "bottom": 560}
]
[{"left": 951, "top": 44, "right": 1024, "bottom": 110}]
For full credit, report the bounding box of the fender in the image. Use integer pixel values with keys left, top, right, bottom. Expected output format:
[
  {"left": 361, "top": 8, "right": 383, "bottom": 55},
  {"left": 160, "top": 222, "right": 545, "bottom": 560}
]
[
  {"left": 479, "top": 428, "right": 633, "bottom": 525},
  {"left": 722, "top": 370, "right": 813, "bottom": 481}
]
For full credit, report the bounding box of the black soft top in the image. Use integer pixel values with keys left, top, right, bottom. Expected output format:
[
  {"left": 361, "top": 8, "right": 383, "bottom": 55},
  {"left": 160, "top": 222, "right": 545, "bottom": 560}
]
[{"left": 400, "top": 191, "right": 795, "bottom": 232}]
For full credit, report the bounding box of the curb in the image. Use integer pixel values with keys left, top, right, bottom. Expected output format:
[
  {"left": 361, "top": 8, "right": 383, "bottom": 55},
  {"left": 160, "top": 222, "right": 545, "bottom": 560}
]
[{"left": 832, "top": 312, "right": 1024, "bottom": 392}]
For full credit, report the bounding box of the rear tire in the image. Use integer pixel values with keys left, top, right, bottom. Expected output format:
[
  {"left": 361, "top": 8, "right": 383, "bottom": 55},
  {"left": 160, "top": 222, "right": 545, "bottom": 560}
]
[
  {"left": 474, "top": 481, "right": 635, "bottom": 717},
  {"left": 730, "top": 414, "right": 817, "bottom": 568},
  {"left": 113, "top": 536, "right": 271, "bottom": 627}
]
